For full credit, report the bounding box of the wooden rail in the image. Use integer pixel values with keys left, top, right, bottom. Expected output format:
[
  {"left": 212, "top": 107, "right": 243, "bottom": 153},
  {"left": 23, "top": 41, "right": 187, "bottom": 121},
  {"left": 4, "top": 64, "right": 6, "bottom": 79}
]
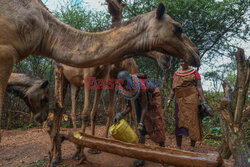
[{"left": 60, "top": 132, "right": 222, "bottom": 167}]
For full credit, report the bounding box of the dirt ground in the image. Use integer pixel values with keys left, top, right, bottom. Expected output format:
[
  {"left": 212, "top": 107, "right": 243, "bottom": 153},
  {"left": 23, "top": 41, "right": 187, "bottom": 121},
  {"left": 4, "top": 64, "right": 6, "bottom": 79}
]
[{"left": 0, "top": 126, "right": 219, "bottom": 167}]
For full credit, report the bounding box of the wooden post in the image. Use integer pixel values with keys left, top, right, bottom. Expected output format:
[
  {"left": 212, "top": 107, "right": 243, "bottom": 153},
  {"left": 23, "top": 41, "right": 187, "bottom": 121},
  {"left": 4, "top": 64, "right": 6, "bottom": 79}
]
[
  {"left": 61, "top": 132, "right": 222, "bottom": 167},
  {"left": 48, "top": 103, "right": 63, "bottom": 167},
  {"left": 219, "top": 48, "right": 249, "bottom": 167}
]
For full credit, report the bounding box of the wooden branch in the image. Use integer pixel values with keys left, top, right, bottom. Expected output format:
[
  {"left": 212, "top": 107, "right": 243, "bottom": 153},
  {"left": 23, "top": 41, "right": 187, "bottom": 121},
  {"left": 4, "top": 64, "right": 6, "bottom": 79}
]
[
  {"left": 221, "top": 80, "right": 233, "bottom": 113},
  {"left": 234, "top": 48, "right": 249, "bottom": 124},
  {"left": 60, "top": 132, "right": 222, "bottom": 167},
  {"left": 219, "top": 48, "right": 249, "bottom": 166},
  {"left": 200, "top": 15, "right": 245, "bottom": 58},
  {"left": 48, "top": 103, "right": 64, "bottom": 167},
  {"left": 218, "top": 141, "right": 231, "bottom": 159},
  {"left": 203, "top": 133, "right": 222, "bottom": 140}
]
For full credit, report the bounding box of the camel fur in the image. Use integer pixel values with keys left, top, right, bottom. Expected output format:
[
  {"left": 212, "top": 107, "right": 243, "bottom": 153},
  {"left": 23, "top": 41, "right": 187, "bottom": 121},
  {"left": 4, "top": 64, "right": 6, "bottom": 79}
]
[{"left": 0, "top": 0, "right": 200, "bottom": 148}]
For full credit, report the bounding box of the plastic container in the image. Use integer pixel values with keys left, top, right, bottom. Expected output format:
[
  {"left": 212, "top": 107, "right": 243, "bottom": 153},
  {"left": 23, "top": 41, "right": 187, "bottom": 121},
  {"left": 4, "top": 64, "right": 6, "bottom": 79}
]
[{"left": 109, "top": 119, "right": 139, "bottom": 144}]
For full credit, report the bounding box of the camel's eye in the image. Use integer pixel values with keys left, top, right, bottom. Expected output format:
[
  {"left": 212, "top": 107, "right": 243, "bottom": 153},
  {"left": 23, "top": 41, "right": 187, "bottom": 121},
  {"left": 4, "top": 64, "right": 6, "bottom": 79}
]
[{"left": 175, "top": 25, "right": 183, "bottom": 34}]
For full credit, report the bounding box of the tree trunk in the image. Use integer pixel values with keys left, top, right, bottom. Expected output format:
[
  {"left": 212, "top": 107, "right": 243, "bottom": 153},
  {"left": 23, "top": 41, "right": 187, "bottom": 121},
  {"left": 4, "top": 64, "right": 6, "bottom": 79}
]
[
  {"left": 218, "top": 141, "right": 231, "bottom": 159},
  {"left": 219, "top": 48, "right": 249, "bottom": 167}
]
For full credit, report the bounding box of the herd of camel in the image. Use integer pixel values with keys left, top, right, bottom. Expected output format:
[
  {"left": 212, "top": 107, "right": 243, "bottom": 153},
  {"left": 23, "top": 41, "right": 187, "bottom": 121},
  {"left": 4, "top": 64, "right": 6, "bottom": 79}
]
[{"left": 0, "top": 0, "right": 200, "bottom": 151}]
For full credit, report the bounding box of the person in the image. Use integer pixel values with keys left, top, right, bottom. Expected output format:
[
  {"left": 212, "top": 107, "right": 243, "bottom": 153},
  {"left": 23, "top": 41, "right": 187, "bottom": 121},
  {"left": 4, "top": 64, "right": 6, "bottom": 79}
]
[
  {"left": 114, "top": 70, "right": 166, "bottom": 167},
  {"left": 166, "top": 59, "right": 213, "bottom": 152}
]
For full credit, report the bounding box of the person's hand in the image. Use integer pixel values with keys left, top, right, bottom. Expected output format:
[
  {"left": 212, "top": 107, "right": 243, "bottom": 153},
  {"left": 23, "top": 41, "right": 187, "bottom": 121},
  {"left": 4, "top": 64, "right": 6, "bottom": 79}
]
[
  {"left": 137, "top": 123, "right": 144, "bottom": 131},
  {"left": 201, "top": 102, "right": 214, "bottom": 117},
  {"left": 205, "top": 105, "right": 214, "bottom": 117},
  {"left": 136, "top": 123, "right": 144, "bottom": 143},
  {"left": 202, "top": 103, "right": 207, "bottom": 110},
  {"left": 166, "top": 99, "right": 172, "bottom": 110},
  {"left": 114, "top": 113, "right": 122, "bottom": 124}
]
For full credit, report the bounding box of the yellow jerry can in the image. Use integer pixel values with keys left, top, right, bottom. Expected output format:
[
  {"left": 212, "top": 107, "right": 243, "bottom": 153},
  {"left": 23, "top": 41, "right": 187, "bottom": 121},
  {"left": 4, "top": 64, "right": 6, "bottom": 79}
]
[{"left": 109, "top": 119, "right": 139, "bottom": 144}]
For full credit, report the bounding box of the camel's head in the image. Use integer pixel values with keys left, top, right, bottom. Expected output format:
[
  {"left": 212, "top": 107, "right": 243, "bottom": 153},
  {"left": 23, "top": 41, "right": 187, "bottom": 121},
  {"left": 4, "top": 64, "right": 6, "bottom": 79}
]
[
  {"left": 145, "top": 3, "right": 200, "bottom": 67},
  {"left": 26, "top": 80, "right": 49, "bottom": 123}
]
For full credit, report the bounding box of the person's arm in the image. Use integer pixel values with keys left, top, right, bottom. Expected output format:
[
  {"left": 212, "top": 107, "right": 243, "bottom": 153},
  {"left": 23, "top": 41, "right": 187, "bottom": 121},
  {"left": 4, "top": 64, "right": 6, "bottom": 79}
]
[
  {"left": 114, "top": 100, "right": 131, "bottom": 123},
  {"left": 167, "top": 88, "right": 175, "bottom": 108},
  {"left": 196, "top": 80, "right": 214, "bottom": 116},
  {"left": 121, "top": 100, "right": 131, "bottom": 117},
  {"left": 196, "top": 80, "right": 206, "bottom": 106}
]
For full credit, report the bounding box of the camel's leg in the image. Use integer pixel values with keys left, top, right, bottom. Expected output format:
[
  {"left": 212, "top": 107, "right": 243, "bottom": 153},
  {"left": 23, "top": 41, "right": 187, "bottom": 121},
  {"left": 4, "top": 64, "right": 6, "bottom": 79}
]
[
  {"left": 0, "top": 45, "right": 15, "bottom": 142},
  {"left": 90, "top": 88, "right": 102, "bottom": 136},
  {"left": 29, "top": 112, "right": 34, "bottom": 124},
  {"left": 88, "top": 88, "right": 103, "bottom": 154},
  {"left": 48, "top": 104, "right": 63, "bottom": 167},
  {"left": 70, "top": 84, "right": 79, "bottom": 130},
  {"left": 81, "top": 85, "right": 91, "bottom": 132},
  {"left": 104, "top": 88, "right": 115, "bottom": 138},
  {"left": 72, "top": 85, "right": 91, "bottom": 161}
]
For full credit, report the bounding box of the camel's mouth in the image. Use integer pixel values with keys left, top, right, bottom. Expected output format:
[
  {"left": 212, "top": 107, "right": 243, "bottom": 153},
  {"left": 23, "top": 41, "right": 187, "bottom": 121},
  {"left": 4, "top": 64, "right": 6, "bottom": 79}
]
[
  {"left": 184, "top": 47, "right": 200, "bottom": 67},
  {"left": 157, "top": 46, "right": 200, "bottom": 67}
]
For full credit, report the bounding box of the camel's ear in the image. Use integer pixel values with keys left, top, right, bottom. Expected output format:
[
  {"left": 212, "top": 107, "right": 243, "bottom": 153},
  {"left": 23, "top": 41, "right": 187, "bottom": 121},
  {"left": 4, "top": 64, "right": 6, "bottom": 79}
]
[
  {"left": 122, "top": 3, "right": 127, "bottom": 8},
  {"left": 40, "top": 80, "right": 49, "bottom": 89},
  {"left": 156, "top": 3, "right": 166, "bottom": 19}
]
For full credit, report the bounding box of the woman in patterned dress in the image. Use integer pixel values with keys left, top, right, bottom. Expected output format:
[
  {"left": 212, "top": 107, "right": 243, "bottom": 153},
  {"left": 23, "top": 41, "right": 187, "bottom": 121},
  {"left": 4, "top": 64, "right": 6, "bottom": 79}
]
[{"left": 166, "top": 59, "right": 212, "bottom": 152}]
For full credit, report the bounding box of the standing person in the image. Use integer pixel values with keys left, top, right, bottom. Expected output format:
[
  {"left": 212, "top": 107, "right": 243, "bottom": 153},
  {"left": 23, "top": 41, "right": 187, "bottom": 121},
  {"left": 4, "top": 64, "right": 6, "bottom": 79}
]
[
  {"left": 114, "top": 70, "right": 166, "bottom": 167},
  {"left": 166, "top": 59, "right": 213, "bottom": 152}
]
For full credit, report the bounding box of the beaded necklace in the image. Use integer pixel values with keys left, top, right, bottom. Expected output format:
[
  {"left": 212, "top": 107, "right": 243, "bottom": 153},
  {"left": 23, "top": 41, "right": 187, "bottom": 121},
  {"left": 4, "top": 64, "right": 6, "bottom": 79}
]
[
  {"left": 118, "top": 74, "right": 141, "bottom": 100},
  {"left": 177, "top": 67, "right": 194, "bottom": 73},
  {"left": 175, "top": 67, "right": 196, "bottom": 76}
]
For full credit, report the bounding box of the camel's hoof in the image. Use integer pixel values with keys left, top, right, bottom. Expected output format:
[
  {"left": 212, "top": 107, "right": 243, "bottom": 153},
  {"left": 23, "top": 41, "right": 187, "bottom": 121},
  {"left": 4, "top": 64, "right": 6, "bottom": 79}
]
[
  {"left": 49, "top": 158, "right": 59, "bottom": 167},
  {"left": 88, "top": 149, "right": 102, "bottom": 154}
]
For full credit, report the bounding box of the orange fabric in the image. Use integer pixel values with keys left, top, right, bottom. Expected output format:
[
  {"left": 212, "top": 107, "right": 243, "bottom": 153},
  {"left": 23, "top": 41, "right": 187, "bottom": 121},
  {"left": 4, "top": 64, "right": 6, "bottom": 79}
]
[
  {"left": 139, "top": 78, "right": 146, "bottom": 94},
  {"left": 143, "top": 88, "right": 166, "bottom": 143}
]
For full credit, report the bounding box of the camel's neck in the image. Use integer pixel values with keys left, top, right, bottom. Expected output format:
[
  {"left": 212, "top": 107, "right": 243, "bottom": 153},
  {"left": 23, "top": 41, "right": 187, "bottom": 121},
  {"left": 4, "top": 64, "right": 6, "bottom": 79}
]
[
  {"left": 8, "top": 73, "right": 42, "bottom": 87},
  {"left": 38, "top": 6, "right": 150, "bottom": 68}
]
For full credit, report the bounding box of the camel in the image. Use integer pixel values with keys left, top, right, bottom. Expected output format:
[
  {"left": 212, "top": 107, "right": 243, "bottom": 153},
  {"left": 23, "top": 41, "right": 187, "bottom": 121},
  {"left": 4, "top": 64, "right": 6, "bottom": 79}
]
[
  {"left": 53, "top": 0, "right": 172, "bottom": 133},
  {"left": 6, "top": 73, "right": 49, "bottom": 124},
  {"left": 0, "top": 0, "right": 200, "bottom": 148}
]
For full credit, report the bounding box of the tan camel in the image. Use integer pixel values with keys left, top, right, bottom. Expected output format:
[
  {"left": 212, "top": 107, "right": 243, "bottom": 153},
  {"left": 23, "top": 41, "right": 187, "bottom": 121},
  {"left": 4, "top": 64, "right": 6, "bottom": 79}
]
[
  {"left": 53, "top": 58, "right": 137, "bottom": 127},
  {"left": 7, "top": 73, "right": 49, "bottom": 123},
  {"left": 0, "top": 0, "right": 200, "bottom": 143},
  {"left": 53, "top": 0, "right": 172, "bottom": 138}
]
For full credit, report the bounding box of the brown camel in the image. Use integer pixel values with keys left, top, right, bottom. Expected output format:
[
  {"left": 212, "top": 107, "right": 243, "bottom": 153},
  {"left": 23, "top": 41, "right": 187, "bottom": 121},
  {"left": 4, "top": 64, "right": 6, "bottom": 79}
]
[
  {"left": 6, "top": 73, "right": 49, "bottom": 123},
  {"left": 0, "top": 0, "right": 200, "bottom": 147},
  {"left": 53, "top": 0, "right": 172, "bottom": 138},
  {"left": 53, "top": 58, "right": 138, "bottom": 129}
]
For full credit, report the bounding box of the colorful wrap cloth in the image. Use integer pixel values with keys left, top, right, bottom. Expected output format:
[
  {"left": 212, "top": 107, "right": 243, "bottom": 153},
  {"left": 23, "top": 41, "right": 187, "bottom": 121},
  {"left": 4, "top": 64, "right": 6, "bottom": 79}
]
[{"left": 172, "top": 70, "right": 203, "bottom": 141}]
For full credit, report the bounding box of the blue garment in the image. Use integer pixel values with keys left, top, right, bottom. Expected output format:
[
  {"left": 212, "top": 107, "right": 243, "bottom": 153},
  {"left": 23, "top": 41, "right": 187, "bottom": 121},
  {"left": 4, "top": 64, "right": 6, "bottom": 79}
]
[{"left": 134, "top": 98, "right": 147, "bottom": 135}]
